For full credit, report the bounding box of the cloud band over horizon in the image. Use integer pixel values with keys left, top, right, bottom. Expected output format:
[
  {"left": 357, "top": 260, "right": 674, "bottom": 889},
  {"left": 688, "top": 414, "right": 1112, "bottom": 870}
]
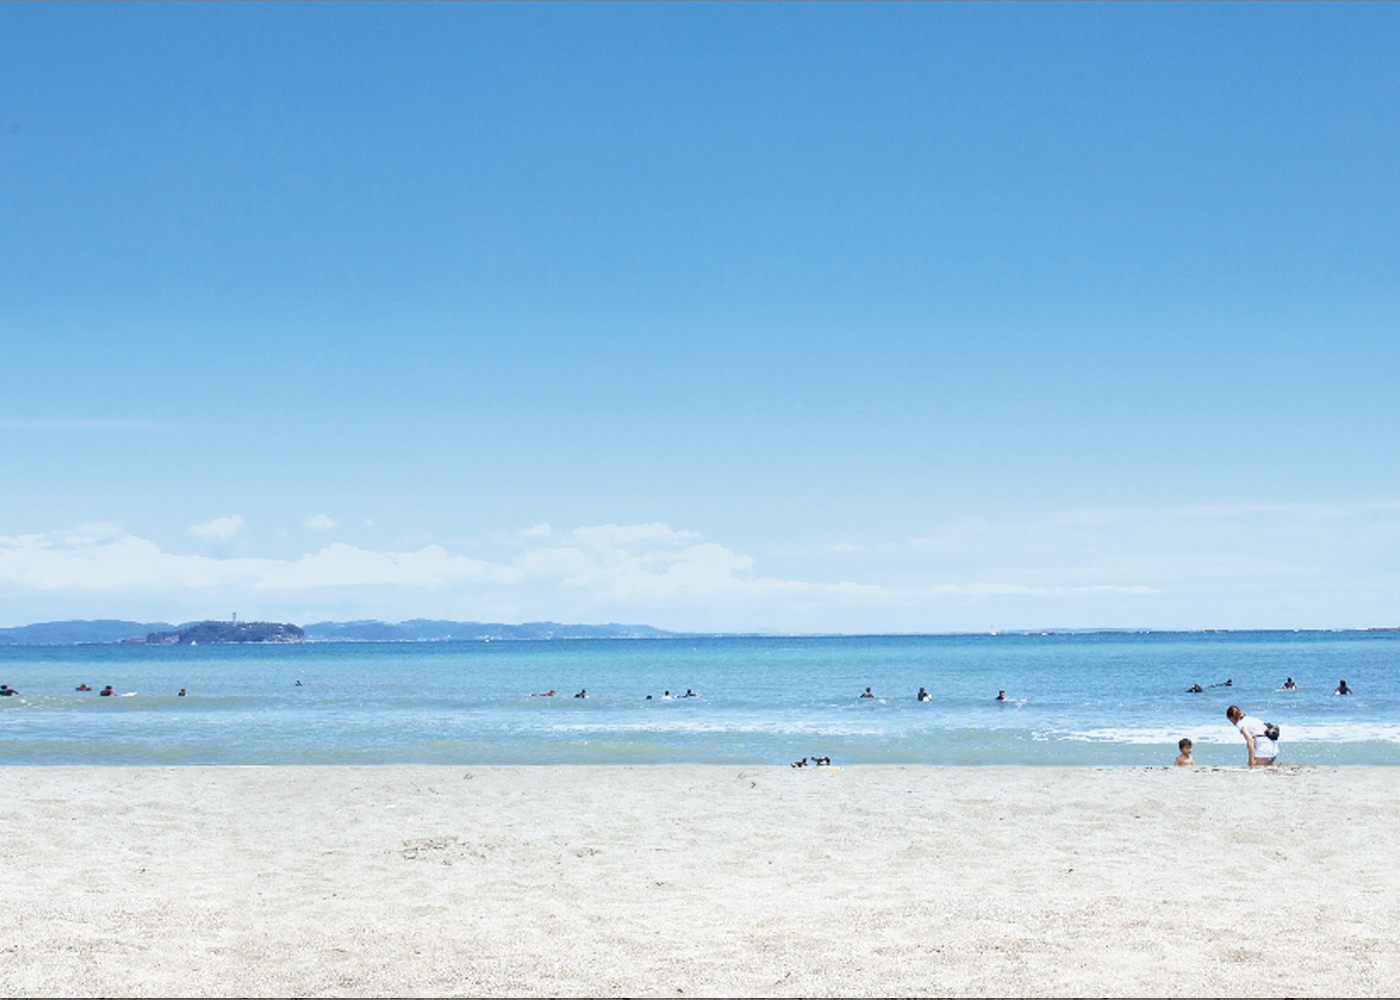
[
  {"left": 5, "top": 501, "right": 1397, "bottom": 632},
  {"left": 0, "top": 519, "right": 1167, "bottom": 632}
]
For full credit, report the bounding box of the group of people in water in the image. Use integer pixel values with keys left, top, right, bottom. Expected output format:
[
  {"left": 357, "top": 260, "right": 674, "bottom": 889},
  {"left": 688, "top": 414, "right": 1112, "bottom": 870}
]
[
  {"left": 0, "top": 684, "right": 188, "bottom": 698},
  {"left": 866, "top": 686, "right": 1013, "bottom": 702},
  {"left": 529, "top": 688, "right": 699, "bottom": 700},
  {"left": 3, "top": 683, "right": 122, "bottom": 697},
  {"left": 0, "top": 672, "right": 1362, "bottom": 772},
  {"left": 1173, "top": 675, "right": 1358, "bottom": 768},
  {"left": 7, "top": 682, "right": 1021, "bottom": 703},
  {"left": 1188, "top": 676, "right": 1354, "bottom": 695},
  {"left": 1282, "top": 676, "right": 1353, "bottom": 695}
]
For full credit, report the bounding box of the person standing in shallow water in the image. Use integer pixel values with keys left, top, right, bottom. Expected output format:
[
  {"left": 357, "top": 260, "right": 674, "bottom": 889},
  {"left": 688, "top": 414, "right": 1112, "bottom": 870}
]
[{"left": 1226, "top": 705, "right": 1277, "bottom": 767}]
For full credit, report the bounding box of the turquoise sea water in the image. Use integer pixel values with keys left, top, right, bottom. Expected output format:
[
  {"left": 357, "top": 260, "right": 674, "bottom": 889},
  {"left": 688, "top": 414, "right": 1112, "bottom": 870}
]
[{"left": 2, "top": 632, "right": 1398, "bottom": 766}]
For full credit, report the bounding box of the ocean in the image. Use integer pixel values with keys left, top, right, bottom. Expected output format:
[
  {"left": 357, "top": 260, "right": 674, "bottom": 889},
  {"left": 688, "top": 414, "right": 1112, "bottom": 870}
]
[{"left": 2, "top": 631, "right": 1397, "bottom": 766}]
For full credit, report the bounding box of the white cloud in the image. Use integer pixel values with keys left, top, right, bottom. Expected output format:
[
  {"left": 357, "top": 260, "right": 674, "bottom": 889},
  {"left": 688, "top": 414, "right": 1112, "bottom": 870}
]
[
  {"left": 927, "top": 582, "right": 1157, "bottom": 597},
  {"left": 257, "top": 543, "right": 514, "bottom": 589},
  {"left": 0, "top": 531, "right": 273, "bottom": 590},
  {"left": 189, "top": 515, "right": 245, "bottom": 540},
  {"left": 572, "top": 523, "right": 700, "bottom": 548},
  {"left": 5, "top": 502, "right": 1400, "bottom": 631},
  {"left": 0, "top": 523, "right": 781, "bottom": 600},
  {"left": 304, "top": 514, "right": 338, "bottom": 530},
  {"left": 72, "top": 521, "right": 125, "bottom": 541},
  {"left": 0, "top": 520, "right": 1175, "bottom": 632}
]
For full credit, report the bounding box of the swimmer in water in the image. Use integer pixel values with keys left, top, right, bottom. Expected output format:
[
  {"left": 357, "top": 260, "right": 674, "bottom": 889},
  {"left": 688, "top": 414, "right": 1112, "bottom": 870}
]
[
  {"left": 1335, "top": 679, "right": 1352, "bottom": 695},
  {"left": 1280, "top": 677, "right": 1298, "bottom": 692},
  {"left": 99, "top": 686, "right": 115, "bottom": 697},
  {"left": 573, "top": 689, "right": 587, "bottom": 699},
  {"left": 177, "top": 688, "right": 186, "bottom": 697},
  {"left": 917, "top": 686, "right": 931, "bottom": 702},
  {"left": 683, "top": 689, "right": 696, "bottom": 698},
  {"left": 995, "top": 690, "right": 1008, "bottom": 701},
  {"left": 0, "top": 684, "right": 17, "bottom": 697},
  {"left": 860, "top": 687, "right": 874, "bottom": 699},
  {"left": 76, "top": 684, "right": 92, "bottom": 692}
]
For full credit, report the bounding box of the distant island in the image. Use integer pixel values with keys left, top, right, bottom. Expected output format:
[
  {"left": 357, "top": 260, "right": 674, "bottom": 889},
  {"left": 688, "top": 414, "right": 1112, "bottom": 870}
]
[
  {"left": 137, "top": 621, "right": 306, "bottom": 645},
  {"left": 3, "top": 619, "right": 1396, "bottom": 646}
]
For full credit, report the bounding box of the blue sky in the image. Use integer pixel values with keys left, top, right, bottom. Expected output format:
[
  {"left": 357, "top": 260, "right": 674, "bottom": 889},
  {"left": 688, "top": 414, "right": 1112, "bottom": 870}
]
[{"left": 2, "top": 3, "right": 1397, "bottom": 631}]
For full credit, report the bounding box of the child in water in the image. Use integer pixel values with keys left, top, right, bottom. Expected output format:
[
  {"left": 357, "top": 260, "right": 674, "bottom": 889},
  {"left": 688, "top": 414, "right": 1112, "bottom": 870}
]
[{"left": 1174, "top": 738, "right": 1194, "bottom": 767}]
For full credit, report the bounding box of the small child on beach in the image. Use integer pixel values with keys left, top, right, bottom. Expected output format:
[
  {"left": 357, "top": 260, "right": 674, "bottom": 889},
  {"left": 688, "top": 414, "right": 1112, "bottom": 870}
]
[{"left": 1174, "top": 738, "right": 1194, "bottom": 767}]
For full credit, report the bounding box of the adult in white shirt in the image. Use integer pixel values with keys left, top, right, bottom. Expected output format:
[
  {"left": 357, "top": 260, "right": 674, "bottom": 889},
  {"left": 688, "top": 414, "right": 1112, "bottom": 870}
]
[{"left": 1225, "top": 705, "right": 1277, "bottom": 767}]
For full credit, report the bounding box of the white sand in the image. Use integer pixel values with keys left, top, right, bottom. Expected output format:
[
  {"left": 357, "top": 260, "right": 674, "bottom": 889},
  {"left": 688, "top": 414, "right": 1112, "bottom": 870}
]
[{"left": 2, "top": 765, "right": 1398, "bottom": 997}]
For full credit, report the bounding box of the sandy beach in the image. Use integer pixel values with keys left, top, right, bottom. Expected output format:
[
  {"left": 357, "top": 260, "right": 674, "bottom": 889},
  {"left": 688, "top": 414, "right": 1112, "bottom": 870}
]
[{"left": 2, "top": 765, "right": 1397, "bottom": 997}]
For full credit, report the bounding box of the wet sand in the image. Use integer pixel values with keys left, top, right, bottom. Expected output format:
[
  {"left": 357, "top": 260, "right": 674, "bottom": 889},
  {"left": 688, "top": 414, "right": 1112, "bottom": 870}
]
[{"left": 2, "top": 765, "right": 1397, "bottom": 997}]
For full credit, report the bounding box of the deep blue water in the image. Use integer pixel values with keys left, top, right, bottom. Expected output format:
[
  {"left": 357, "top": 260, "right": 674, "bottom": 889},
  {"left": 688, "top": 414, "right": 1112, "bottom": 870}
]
[{"left": 2, "top": 631, "right": 1398, "bottom": 765}]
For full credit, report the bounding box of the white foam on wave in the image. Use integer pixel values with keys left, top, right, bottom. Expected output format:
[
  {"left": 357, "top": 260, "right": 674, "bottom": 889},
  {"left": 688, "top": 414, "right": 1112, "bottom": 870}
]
[
  {"left": 539, "top": 718, "right": 892, "bottom": 738},
  {"left": 1061, "top": 722, "right": 1400, "bottom": 745}
]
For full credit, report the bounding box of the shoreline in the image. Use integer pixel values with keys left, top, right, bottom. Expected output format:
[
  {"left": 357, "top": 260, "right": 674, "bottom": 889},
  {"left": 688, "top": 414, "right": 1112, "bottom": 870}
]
[
  {"left": 0, "top": 761, "right": 1370, "bottom": 772},
  {"left": 4, "top": 765, "right": 1398, "bottom": 996}
]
